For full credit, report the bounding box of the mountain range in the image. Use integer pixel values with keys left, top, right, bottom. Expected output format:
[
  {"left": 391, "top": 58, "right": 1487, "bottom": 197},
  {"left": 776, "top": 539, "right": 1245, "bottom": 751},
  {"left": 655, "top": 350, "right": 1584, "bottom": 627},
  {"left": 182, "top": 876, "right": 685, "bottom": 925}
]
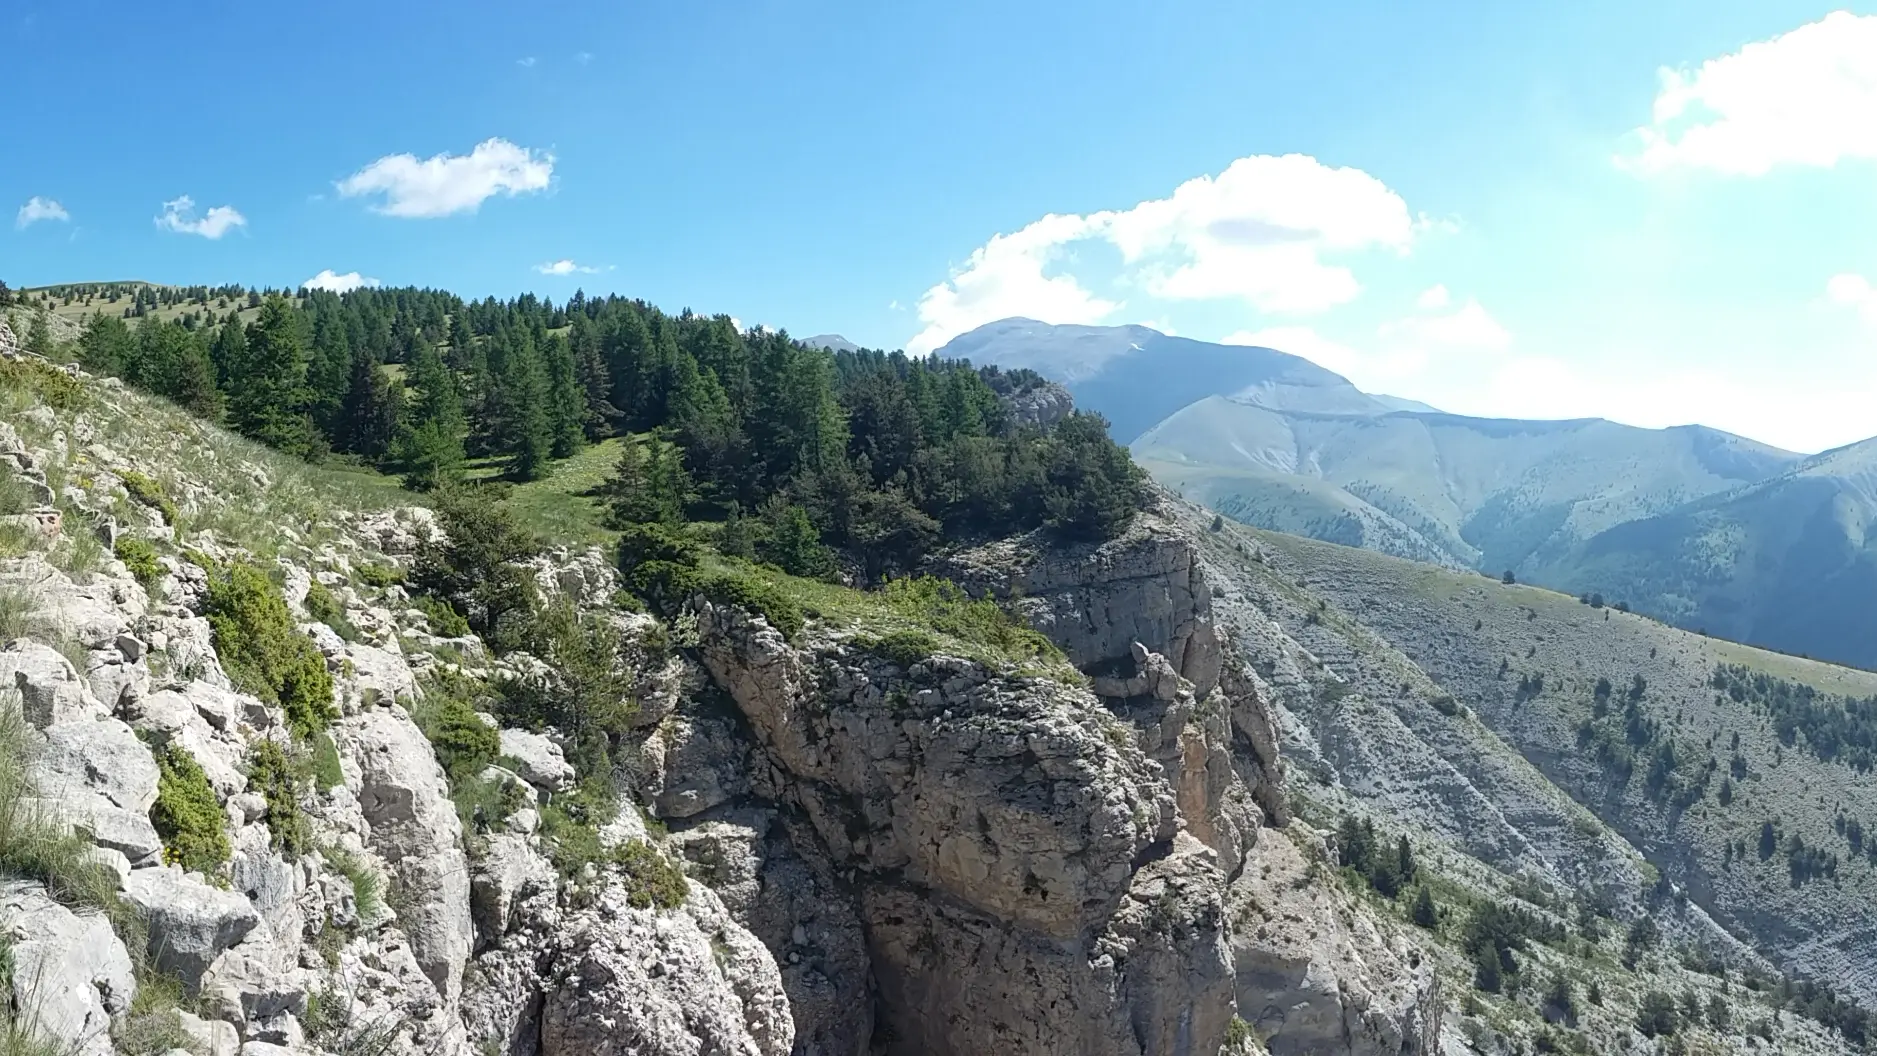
[{"left": 940, "top": 318, "right": 1877, "bottom": 670}]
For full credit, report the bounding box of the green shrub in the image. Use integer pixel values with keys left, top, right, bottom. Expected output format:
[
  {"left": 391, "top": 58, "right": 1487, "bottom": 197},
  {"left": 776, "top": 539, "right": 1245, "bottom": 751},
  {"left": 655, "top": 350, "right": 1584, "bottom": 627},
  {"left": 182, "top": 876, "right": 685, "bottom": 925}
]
[
  {"left": 0, "top": 357, "right": 83, "bottom": 410},
  {"left": 414, "top": 691, "right": 499, "bottom": 778},
  {"left": 855, "top": 629, "right": 938, "bottom": 668},
  {"left": 880, "top": 575, "right": 1054, "bottom": 663},
  {"left": 247, "top": 740, "right": 312, "bottom": 859},
  {"left": 615, "top": 839, "right": 688, "bottom": 910},
  {"left": 150, "top": 744, "right": 230, "bottom": 873},
  {"left": 115, "top": 537, "right": 162, "bottom": 590},
  {"left": 303, "top": 581, "right": 359, "bottom": 642},
  {"left": 355, "top": 563, "right": 405, "bottom": 589},
  {"left": 413, "top": 594, "right": 471, "bottom": 638},
  {"left": 205, "top": 563, "right": 336, "bottom": 738},
  {"left": 310, "top": 733, "right": 344, "bottom": 791},
  {"left": 698, "top": 568, "right": 803, "bottom": 640},
  {"left": 117, "top": 470, "right": 179, "bottom": 526}
]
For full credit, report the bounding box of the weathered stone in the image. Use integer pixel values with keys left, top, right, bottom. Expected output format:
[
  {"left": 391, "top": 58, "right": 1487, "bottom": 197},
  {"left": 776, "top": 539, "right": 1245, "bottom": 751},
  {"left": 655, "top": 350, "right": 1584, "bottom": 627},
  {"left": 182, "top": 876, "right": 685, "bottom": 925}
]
[
  {"left": 0, "top": 640, "right": 101, "bottom": 728},
  {"left": 498, "top": 727, "right": 573, "bottom": 792},
  {"left": 342, "top": 707, "right": 473, "bottom": 1002},
  {"left": 0, "top": 880, "right": 136, "bottom": 1056},
  {"left": 122, "top": 867, "right": 264, "bottom": 990},
  {"left": 541, "top": 878, "right": 793, "bottom": 1056}
]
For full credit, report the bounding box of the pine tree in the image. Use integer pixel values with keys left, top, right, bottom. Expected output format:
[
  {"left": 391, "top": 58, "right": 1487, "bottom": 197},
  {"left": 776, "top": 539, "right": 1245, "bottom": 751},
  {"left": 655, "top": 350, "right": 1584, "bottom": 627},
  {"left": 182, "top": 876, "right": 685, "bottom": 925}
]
[
  {"left": 23, "top": 311, "right": 53, "bottom": 356},
  {"left": 568, "top": 313, "right": 620, "bottom": 438},
  {"left": 602, "top": 433, "right": 692, "bottom": 527},
  {"left": 229, "top": 296, "right": 314, "bottom": 455},
  {"left": 1410, "top": 886, "right": 1437, "bottom": 928},
  {"left": 210, "top": 316, "right": 246, "bottom": 383},
  {"left": 396, "top": 340, "right": 467, "bottom": 490},
  {"left": 542, "top": 333, "right": 585, "bottom": 458},
  {"left": 494, "top": 331, "right": 554, "bottom": 480},
  {"left": 304, "top": 310, "right": 354, "bottom": 437},
  {"left": 172, "top": 334, "right": 223, "bottom": 420},
  {"left": 340, "top": 350, "right": 400, "bottom": 459}
]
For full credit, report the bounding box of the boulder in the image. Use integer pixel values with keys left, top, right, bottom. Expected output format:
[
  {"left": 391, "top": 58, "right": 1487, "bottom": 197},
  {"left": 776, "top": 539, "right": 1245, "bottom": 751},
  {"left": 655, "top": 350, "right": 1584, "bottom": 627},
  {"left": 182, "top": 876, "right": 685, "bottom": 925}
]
[
  {"left": 199, "top": 945, "right": 311, "bottom": 1034},
  {"left": 33, "top": 714, "right": 160, "bottom": 812},
  {"left": 343, "top": 707, "right": 473, "bottom": 1002},
  {"left": 122, "top": 867, "right": 263, "bottom": 990},
  {"left": 0, "top": 880, "right": 135, "bottom": 1056},
  {"left": 469, "top": 832, "right": 557, "bottom": 940},
  {"left": 498, "top": 728, "right": 574, "bottom": 792},
  {"left": 0, "top": 640, "right": 101, "bottom": 728}
]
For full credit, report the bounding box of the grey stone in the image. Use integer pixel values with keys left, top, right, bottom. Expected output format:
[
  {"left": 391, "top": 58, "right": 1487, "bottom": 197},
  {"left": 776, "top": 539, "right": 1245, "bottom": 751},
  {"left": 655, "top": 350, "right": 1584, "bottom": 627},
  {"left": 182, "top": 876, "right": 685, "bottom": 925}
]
[{"left": 122, "top": 867, "right": 263, "bottom": 989}]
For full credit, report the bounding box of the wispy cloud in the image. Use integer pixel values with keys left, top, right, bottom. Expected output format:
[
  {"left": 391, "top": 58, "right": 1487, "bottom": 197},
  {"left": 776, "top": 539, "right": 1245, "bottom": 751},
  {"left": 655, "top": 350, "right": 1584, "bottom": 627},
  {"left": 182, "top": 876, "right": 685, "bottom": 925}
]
[
  {"left": 517, "top": 56, "right": 536, "bottom": 68},
  {"left": 337, "top": 138, "right": 554, "bottom": 219},
  {"left": 154, "top": 196, "right": 246, "bottom": 239},
  {"left": 15, "top": 196, "right": 69, "bottom": 229},
  {"left": 534, "top": 259, "right": 599, "bottom": 275},
  {"left": 302, "top": 269, "right": 382, "bottom": 294},
  {"left": 575, "top": 51, "right": 593, "bottom": 65}
]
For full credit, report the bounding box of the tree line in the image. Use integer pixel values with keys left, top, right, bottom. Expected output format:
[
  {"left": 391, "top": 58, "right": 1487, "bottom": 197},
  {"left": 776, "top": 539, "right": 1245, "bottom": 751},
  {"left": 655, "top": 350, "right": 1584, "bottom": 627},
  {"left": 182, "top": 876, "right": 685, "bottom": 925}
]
[{"left": 51, "top": 282, "right": 1148, "bottom": 572}]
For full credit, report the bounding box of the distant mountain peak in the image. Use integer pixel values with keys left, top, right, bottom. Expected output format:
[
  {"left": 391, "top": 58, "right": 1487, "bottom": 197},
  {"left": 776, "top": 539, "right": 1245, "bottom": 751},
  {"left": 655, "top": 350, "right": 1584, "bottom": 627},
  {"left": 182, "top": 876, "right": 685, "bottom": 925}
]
[{"left": 804, "top": 333, "right": 859, "bottom": 353}]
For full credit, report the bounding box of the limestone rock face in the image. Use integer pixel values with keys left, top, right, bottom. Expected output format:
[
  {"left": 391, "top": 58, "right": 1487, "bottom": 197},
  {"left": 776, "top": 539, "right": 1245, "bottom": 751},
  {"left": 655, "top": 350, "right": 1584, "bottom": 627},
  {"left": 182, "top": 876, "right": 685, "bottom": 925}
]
[
  {"left": 939, "top": 512, "right": 1223, "bottom": 698},
  {"left": 1230, "top": 830, "right": 1440, "bottom": 1056},
  {"left": 342, "top": 706, "right": 474, "bottom": 1003},
  {"left": 0, "top": 880, "right": 135, "bottom": 1056},
  {"left": 668, "top": 810, "right": 874, "bottom": 1056},
  {"left": 540, "top": 879, "right": 794, "bottom": 1056},
  {"left": 122, "top": 867, "right": 264, "bottom": 990},
  {"left": 694, "top": 603, "right": 1273, "bottom": 1056}
]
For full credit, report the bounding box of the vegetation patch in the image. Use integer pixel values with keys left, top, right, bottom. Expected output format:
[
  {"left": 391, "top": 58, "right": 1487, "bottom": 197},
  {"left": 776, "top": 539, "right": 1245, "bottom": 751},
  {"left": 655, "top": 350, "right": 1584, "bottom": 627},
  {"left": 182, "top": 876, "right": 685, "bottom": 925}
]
[
  {"left": 322, "top": 845, "right": 383, "bottom": 920},
  {"left": 117, "top": 470, "right": 179, "bottom": 527},
  {"left": 114, "top": 537, "right": 162, "bottom": 591},
  {"left": 303, "top": 580, "right": 359, "bottom": 642},
  {"left": 205, "top": 563, "right": 336, "bottom": 738},
  {"left": 615, "top": 839, "right": 689, "bottom": 910},
  {"left": 853, "top": 629, "right": 939, "bottom": 668},
  {"left": 309, "top": 732, "right": 345, "bottom": 791},
  {"left": 248, "top": 740, "right": 312, "bottom": 859},
  {"left": 150, "top": 744, "right": 230, "bottom": 873}
]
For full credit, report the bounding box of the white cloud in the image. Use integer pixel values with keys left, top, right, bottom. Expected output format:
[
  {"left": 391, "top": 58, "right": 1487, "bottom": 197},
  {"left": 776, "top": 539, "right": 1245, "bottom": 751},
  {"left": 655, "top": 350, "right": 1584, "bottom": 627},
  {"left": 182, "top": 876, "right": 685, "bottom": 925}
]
[
  {"left": 15, "top": 196, "right": 69, "bottom": 228},
  {"left": 1380, "top": 298, "right": 1512, "bottom": 352},
  {"left": 575, "top": 51, "right": 593, "bottom": 65},
  {"left": 534, "top": 259, "right": 598, "bottom": 275},
  {"left": 907, "top": 153, "right": 1416, "bottom": 354},
  {"left": 154, "top": 196, "right": 247, "bottom": 239},
  {"left": 906, "top": 212, "right": 1119, "bottom": 354},
  {"left": 337, "top": 138, "right": 554, "bottom": 218},
  {"left": 1415, "top": 283, "right": 1451, "bottom": 310},
  {"left": 1825, "top": 271, "right": 1877, "bottom": 325},
  {"left": 1622, "top": 11, "right": 1877, "bottom": 175},
  {"left": 302, "top": 269, "right": 381, "bottom": 294},
  {"left": 517, "top": 56, "right": 536, "bottom": 67}
]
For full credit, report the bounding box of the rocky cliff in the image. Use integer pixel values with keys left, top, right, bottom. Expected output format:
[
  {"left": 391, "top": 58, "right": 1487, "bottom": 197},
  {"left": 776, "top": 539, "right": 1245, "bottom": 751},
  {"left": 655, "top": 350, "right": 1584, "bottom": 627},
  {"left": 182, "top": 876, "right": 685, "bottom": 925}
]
[{"left": 0, "top": 350, "right": 1439, "bottom": 1055}]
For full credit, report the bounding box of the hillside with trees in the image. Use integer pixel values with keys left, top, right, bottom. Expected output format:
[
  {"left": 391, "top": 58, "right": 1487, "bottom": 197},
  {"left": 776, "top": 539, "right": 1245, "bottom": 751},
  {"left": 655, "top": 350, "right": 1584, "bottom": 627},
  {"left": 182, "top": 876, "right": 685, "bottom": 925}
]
[{"left": 11, "top": 282, "right": 1148, "bottom": 577}]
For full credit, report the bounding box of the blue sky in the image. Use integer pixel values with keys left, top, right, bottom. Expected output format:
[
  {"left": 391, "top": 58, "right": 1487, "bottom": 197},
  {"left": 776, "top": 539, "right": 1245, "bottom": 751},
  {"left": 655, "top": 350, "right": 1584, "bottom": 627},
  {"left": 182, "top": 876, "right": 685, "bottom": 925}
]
[{"left": 9, "top": 1, "right": 1877, "bottom": 452}]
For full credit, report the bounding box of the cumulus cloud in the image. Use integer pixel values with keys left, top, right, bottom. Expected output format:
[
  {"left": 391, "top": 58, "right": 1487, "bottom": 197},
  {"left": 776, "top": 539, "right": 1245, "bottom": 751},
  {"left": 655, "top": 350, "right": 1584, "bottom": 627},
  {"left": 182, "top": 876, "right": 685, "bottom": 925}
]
[
  {"left": 1622, "top": 11, "right": 1877, "bottom": 175},
  {"left": 154, "top": 196, "right": 247, "bottom": 239},
  {"left": 302, "top": 269, "right": 381, "bottom": 294},
  {"left": 15, "top": 196, "right": 69, "bottom": 228},
  {"left": 337, "top": 138, "right": 554, "bottom": 218},
  {"left": 906, "top": 153, "right": 1416, "bottom": 354},
  {"left": 1415, "top": 283, "right": 1451, "bottom": 310},
  {"left": 534, "top": 259, "right": 598, "bottom": 276},
  {"left": 907, "top": 213, "right": 1120, "bottom": 354}
]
